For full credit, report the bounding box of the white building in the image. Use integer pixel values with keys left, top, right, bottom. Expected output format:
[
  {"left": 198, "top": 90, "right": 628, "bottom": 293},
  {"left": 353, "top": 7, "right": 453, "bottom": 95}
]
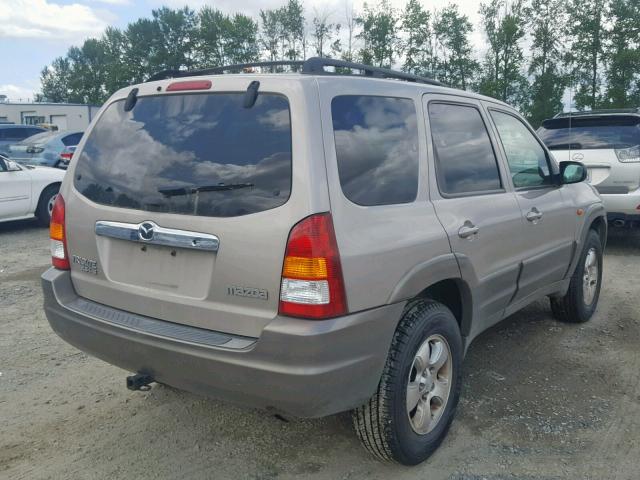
[{"left": 0, "top": 99, "right": 101, "bottom": 131}]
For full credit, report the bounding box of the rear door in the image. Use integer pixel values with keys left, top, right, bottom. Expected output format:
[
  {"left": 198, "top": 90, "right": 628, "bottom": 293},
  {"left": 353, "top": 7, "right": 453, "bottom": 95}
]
[
  {"left": 488, "top": 107, "right": 576, "bottom": 303},
  {"left": 63, "top": 77, "right": 327, "bottom": 338},
  {"left": 424, "top": 95, "right": 523, "bottom": 337}
]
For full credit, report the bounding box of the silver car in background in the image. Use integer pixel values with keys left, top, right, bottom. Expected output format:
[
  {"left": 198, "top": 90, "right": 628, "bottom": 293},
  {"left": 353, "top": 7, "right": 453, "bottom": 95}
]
[{"left": 8, "top": 130, "right": 83, "bottom": 169}]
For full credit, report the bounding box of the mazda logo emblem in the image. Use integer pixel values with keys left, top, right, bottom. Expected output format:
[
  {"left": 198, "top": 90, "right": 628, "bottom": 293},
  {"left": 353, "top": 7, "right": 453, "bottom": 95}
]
[
  {"left": 138, "top": 222, "right": 155, "bottom": 241},
  {"left": 572, "top": 153, "right": 584, "bottom": 161}
]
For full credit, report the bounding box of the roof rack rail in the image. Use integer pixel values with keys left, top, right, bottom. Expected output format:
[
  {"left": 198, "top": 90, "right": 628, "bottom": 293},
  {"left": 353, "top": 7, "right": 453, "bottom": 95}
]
[
  {"left": 145, "top": 57, "right": 443, "bottom": 86},
  {"left": 554, "top": 107, "right": 640, "bottom": 118}
]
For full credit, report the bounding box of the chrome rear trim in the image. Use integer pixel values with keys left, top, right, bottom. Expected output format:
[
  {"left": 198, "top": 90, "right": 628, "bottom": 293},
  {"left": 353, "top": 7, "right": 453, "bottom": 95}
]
[{"left": 95, "top": 220, "right": 219, "bottom": 252}]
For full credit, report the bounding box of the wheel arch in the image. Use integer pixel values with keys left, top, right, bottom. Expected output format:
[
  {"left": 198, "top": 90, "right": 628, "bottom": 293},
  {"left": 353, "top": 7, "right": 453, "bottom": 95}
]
[{"left": 388, "top": 254, "right": 473, "bottom": 338}]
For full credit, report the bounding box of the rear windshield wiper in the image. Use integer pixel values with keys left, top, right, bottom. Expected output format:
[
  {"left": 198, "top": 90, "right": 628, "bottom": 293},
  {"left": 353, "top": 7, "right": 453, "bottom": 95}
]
[{"left": 158, "top": 183, "right": 254, "bottom": 197}]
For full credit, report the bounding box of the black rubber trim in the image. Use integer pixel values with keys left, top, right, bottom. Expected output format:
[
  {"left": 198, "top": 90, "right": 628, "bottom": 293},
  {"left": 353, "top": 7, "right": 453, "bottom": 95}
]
[{"left": 65, "top": 297, "right": 256, "bottom": 349}]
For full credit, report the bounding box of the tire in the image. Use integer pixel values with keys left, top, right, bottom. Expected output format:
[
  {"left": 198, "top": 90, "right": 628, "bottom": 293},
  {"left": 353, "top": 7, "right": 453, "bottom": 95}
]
[
  {"left": 352, "top": 300, "right": 463, "bottom": 465},
  {"left": 35, "top": 184, "right": 60, "bottom": 228},
  {"left": 550, "top": 229, "right": 603, "bottom": 323}
]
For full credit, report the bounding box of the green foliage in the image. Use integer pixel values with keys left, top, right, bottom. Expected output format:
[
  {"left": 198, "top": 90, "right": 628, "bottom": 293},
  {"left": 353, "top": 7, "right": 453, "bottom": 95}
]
[
  {"left": 478, "top": 0, "right": 529, "bottom": 108},
  {"left": 603, "top": 0, "right": 640, "bottom": 107},
  {"left": 38, "top": 0, "right": 640, "bottom": 118},
  {"left": 566, "top": 0, "right": 608, "bottom": 110},
  {"left": 357, "top": 0, "right": 399, "bottom": 68},
  {"left": 524, "top": 0, "right": 568, "bottom": 127},
  {"left": 432, "top": 5, "right": 479, "bottom": 90},
  {"left": 400, "top": 0, "right": 431, "bottom": 75}
]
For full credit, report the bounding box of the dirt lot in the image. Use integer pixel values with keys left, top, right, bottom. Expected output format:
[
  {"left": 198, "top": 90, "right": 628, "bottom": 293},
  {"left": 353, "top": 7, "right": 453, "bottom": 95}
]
[{"left": 1, "top": 219, "right": 639, "bottom": 480}]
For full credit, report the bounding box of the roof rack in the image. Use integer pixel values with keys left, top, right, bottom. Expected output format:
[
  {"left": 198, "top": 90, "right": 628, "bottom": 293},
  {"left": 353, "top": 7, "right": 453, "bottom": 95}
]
[
  {"left": 145, "top": 57, "right": 444, "bottom": 86},
  {"left": 554, "top": 107, "right": 640, "bottom": 118}
]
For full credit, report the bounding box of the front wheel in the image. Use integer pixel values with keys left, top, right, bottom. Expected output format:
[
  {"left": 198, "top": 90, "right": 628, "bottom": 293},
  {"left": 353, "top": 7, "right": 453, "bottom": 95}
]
[
  {"left": 352, "top": 300, "right": 463, "bottom": 465},
  {"left": 550, "top": 229, "right": 603, "bottom": 323}
]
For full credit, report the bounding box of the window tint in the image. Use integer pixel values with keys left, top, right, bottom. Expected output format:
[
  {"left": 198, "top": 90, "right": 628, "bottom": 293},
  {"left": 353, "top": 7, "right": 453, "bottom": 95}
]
[
  {"left": 3, "top": 128, "right": 42, "bottom": 141},
  {"left": 74, "top": 93, "right": 292, "bottom": 217},
  {"left": 62, "top": 132, "right": 83, "bottom": 146},
  {"left": 491, "top": 110, "right": 552, "bottom": 189},
  {"left": 331, "top": 95, "right": 418, "bottom": 206},
  {"left": 429, "top": 103, "right": 502, "bottom": 195},
  {"left": 538, "top": 116, "right": 640, "bottom": 150}
]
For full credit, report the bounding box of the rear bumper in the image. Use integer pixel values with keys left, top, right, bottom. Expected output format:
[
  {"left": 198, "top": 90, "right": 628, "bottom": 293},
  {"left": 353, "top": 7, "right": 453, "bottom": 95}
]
[
  {"left": 601, "top": 188, "right": 640, "bottom": 217},
  {"left": 42, "top": 268, "right": 403, "bottom": 418}
]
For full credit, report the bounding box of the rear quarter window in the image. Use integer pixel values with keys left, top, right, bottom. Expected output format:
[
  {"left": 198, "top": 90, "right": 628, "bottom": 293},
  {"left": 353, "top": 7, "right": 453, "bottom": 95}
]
[
  {"left": 331, "top": 95, "right": 419, "bottom": 206},
  {"left": 73, "top": 93, "right": 292, "bottom": 217}
]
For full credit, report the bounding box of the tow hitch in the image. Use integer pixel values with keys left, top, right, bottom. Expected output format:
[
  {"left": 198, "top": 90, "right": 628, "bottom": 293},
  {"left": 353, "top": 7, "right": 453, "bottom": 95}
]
[{"left": 126, "top": 373, "right": 154, "bottom": 391}]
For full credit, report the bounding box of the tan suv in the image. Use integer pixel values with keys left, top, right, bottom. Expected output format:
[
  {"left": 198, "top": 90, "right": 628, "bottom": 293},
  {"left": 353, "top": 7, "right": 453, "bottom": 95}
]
[{"left": 42, "top": 58, "right": 606, "bottom": 465}]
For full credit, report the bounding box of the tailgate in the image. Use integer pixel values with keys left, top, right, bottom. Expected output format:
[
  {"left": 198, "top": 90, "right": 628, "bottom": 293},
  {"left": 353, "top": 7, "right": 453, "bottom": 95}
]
[{"left": 63, "top": 77, "right": 326, "bottom": 338}]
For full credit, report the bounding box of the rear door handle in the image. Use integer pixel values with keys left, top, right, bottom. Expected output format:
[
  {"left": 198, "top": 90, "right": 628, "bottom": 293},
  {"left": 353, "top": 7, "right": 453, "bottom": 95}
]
[
  {"left": 458, "top": 223, "right": 479, "bottom": 239},
  {"left": 525, "top": 208, "right": 543, "bottom": 222}
]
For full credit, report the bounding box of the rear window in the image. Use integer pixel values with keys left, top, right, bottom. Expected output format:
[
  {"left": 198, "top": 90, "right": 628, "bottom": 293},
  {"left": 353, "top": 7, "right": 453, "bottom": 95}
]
[
  {"left": 62, "top": 132, "right": 83, "bottom": 146},
  {"left": 74, "top": 93, "right": 292, "bottom": 217},
  {"left": 538, "top": 116, "right": 640, "bottom": 150},
  {"left": 331, "top": 95, "right": 419, "bottom": 206}
]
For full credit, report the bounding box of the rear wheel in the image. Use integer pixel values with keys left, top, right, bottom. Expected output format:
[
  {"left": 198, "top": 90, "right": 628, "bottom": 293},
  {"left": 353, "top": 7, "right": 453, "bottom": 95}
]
[
  {"left": 550, "top": 229, "right": 603, "bottom": 323},
  {"left": 35, "top": 184, "right": 59, "bottom": 228},
  {"left": 352, "top": 300, "right": 463, "bottom": 465}
]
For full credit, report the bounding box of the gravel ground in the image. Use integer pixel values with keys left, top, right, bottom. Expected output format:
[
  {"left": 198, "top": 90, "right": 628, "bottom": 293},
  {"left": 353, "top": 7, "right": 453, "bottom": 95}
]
[{"left": 1, "top": 219, "right": 639, "bottom": 480}]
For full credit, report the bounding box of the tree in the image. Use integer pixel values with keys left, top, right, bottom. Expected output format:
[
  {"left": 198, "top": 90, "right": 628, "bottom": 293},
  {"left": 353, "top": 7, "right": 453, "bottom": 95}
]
[
  {"left": 400, "top": 0, "right": 431, "bottom": 75},
  {"left": 357, "top": 0, "right": 399, "bottom": 67},
  {"left": 525, "top": 0, "right": 568, "bottom": 126},
  {"left": 152, "top": 7, "right": 197, "bottom": 71},
  {"left": 259, "top": 9, "right": 282, "bottom": 63},
  {"left": 603, "top": 0, "right": 640, "bottom": 107},
  {"left": 566, "top": 0, "right": 608, "bottom": 110},
  {"left": 343, "top": 2, "right": 357, "bottom": 62},
  {"left": 312, "top": 10, "right": 334, "bottom": 57},
  {"left": 478, "top": 0, "right": 529, "bottom": 108},
  {"left": 40, "top": 58, "right": 73, "bottom": 103},
  {"left": 432, "top": 4, "right": 478, "bottom": 89}
]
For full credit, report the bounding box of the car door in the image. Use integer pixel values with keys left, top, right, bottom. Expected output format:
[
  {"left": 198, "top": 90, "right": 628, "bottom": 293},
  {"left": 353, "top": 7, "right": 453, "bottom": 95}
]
[
  {"left": 424, "top": 96, "right": 524, "bottom": 339},
  {"left": 487, "top": 107, "right": 577, "bottom": 304},
  {"left": 0, "top": 157, "right": 32, "bottom": 219}
]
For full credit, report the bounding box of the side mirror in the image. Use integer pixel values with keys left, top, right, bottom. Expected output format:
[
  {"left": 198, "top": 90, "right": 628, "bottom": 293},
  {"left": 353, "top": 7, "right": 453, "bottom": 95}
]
[{"left": 560, "top": 161, "right": 587, "bottom": 184}]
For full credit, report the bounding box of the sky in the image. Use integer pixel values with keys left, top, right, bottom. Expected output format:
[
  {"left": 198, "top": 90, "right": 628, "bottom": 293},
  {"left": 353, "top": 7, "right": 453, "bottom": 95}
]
[{"left": 0, "top": 0, "right": 485, "bottom": 102}]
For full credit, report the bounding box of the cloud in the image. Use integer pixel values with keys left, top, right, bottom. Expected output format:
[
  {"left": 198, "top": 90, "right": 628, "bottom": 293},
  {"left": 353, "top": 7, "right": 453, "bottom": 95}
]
[
  {"left": 0, "top": 83, "right": 36, "bottom": 101},
  {"left": 0, "top": 0, "right": 108, "bottom": 41},
  {"left": 88, "top": 0, "right": 130, "bottom": 4}
]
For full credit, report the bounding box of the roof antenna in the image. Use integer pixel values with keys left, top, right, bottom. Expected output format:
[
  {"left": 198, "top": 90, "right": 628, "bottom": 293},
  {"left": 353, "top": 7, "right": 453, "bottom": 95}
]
[
  {"left": 243, "top": 81, "right": 260, "bottom": 108},
  {"left": 124, "top": 88, "right": 139, "bottom": 112}
]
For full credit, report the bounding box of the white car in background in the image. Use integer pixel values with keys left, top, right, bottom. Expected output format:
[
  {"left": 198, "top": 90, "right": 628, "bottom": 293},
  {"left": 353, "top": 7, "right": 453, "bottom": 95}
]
[
  {"left": 0, "top": 154, "right": 65, "bottom": 226},
  {"left": 538, "top": 108, "right": 640, "bottom": 228}
]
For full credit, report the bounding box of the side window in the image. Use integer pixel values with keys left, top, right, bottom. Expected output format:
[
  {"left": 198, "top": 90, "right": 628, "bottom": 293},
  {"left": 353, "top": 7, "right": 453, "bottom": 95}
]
[
  {"left": 331, "top": 95, "right": 419, "bottom": 206},
  {"left": 428, "top": 102, "right": 502, "bottom": 195},
  {"left": 490, "top": 110, "right": 552, "bottom": 189}
]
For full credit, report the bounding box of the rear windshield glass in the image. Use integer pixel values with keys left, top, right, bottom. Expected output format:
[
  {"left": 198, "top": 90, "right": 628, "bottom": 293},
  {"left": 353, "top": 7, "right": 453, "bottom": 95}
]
[
  {"left": 538, "top": 116, "right": 640, "bottom": 150},
  {"left": 74, "top": 93, "right": 292, "bottom": 217}
]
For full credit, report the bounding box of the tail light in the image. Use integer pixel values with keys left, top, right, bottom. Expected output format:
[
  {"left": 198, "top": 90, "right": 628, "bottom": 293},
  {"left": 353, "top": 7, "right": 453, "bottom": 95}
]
[
  {"left": 279, "top": 213, "right": 347, "bottom": 319},
  {"left": 615, "top": 145, "right": 640, "bottom": 163},
  {"left": 59, "top": 151, "right": 73, "bottom": 161},
  {"left": 27, "top": 146, "right": 44, "bottom": 154},
  {"left": 50, "top": 195, "right": 70, "bottom": 270}
]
